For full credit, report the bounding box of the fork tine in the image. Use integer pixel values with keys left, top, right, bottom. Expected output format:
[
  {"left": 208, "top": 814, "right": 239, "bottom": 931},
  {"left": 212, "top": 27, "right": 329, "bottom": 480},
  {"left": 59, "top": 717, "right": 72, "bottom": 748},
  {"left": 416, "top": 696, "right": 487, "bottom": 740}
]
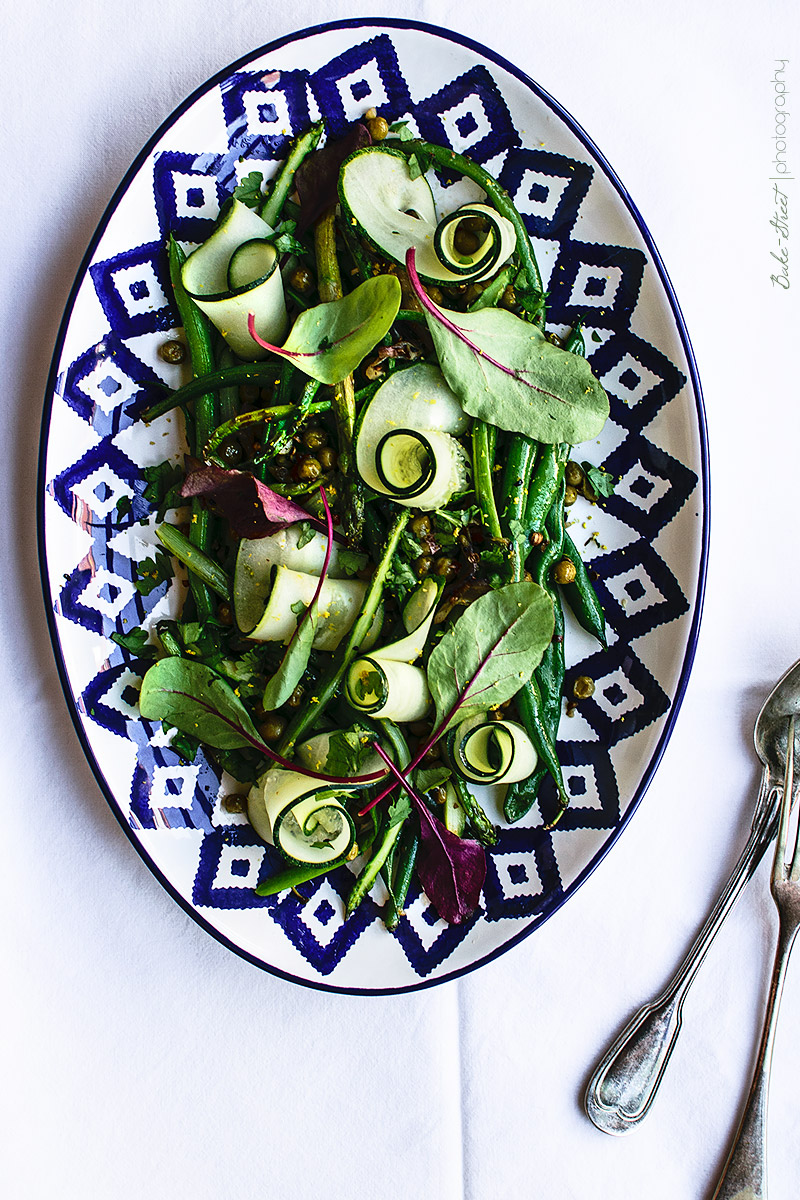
[
  {"left": 775, "top": 714, "right": 796, "bottom": 885},
  {"left": 786, "top": 714, "right": 800, "bottom": 884}
]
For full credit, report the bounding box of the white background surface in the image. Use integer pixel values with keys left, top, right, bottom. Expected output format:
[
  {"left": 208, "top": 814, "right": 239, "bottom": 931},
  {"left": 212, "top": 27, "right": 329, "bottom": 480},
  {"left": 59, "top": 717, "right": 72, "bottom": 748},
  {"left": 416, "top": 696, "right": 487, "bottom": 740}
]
[{"left": 3, "top": 2, "right": 800, "bottom": 1197}]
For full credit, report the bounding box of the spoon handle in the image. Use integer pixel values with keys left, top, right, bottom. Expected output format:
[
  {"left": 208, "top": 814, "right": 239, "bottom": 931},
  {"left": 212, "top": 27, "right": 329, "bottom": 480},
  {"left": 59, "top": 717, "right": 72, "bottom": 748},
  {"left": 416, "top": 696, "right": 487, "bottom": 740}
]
[
  {"left": 585, "top": 779, "right": 778, "bottom": 1135},
  {"left": 710, "top": 917, "right": 798, "bottom": 1200}
]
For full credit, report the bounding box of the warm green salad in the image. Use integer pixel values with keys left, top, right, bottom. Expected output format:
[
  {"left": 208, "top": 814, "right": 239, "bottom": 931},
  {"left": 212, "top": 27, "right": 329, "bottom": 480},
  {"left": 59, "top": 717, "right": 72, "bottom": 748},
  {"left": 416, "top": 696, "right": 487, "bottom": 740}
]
[{"left": 126, "top": 112, "right": 612, "bottom": 927}]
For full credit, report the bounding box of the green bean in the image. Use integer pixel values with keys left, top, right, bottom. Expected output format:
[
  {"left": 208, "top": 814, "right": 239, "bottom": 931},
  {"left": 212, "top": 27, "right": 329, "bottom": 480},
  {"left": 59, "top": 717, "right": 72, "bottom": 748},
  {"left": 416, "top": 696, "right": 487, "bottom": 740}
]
[
  {"left": 215, "top": 345, "right": 239, "bottom": 427},
  {"left": 504, "top": 675, "right": 567, "bottom": 822},
  {"left": 346, "top": 817, "right": 404, "bottom": 917},
  {"left": 259, "top": 120, "right": 323, "bottom": 228},
  {"left": 535, "top": 476, "right": 567, "bottom": 589},
  {"left": 472, "top": 420, "right": 503, "bottom": 540},
  {"left": 277, "top": 508, "right": 411, "bottom": 755},
  {"left": 203, "top": 396, "right": 330, "bottom": 461},
  {"left": 467, "top": 265, "right": 514, "bottom": 312},
  {"left": 524, "top": 443, "right": 568, "bottom": 540},
  {"left": 167, "top": 236, "right": 217, "bottom": 621},
  {"left": 156, "top": 523, "right": 231, "bottom": 601},
  {"left": 395, "top": 308, "right": 427, "bottom": 324},
  {"left": 561, "top": 529, "right": 607, "bottom": 648},
  {"left": 314, "top": 209, "right": 364, "bottom": 545},
  {"left": 255, "top": 860, "right": 333, "bottom": 897},
  {"left": 384, "top": 820, "right": 420, "bottom": 931},
  {"left": 142, "top": 363, "right": 293, "bottom": 423},
  {"left": 451, "top": 774, "right": 497, "bottom": 846},
  {"left": 499, "top": 434, "right": 537, "bottom": 580}
]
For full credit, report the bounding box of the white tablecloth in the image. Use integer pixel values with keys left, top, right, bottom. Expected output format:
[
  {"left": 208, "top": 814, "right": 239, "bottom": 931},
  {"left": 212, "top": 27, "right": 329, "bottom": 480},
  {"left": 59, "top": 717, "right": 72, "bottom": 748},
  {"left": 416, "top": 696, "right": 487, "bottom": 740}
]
[{"left": 3, "top": 2, "right": 800, "bottom": 1196}]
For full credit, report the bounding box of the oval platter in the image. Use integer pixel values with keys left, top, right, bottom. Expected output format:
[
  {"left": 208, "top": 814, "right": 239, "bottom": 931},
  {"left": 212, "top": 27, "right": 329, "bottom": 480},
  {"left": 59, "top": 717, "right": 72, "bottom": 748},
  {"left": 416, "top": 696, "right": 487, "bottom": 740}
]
[{"left": 38, "top": 18, "right": 707, "bottom": 994}]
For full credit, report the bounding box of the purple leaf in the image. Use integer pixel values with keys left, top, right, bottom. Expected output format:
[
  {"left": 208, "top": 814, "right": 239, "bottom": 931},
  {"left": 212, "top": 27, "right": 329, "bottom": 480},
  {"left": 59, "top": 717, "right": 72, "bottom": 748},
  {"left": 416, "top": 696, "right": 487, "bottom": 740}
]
[
  {"left": 295, "top": 123, "right": 371, "bottom": 233},
  {"left": 371, "top": 741, "right": 486, "bottom": 924},
  {"left": 414, "top": 803, "right": 486, "bottom": 925},
  {"left": 181, "top": 464, "right": 318, "bottom": 539}
]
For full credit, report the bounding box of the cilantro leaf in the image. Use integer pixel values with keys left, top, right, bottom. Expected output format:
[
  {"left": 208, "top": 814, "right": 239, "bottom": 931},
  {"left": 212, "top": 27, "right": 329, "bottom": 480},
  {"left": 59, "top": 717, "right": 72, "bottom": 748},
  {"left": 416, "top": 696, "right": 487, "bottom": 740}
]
[
  {"left": 232, "top": 171, "right": 265, "bottom": 209},
  {"left": 584, "top": 465, "right": 616, "bottom": 498}
]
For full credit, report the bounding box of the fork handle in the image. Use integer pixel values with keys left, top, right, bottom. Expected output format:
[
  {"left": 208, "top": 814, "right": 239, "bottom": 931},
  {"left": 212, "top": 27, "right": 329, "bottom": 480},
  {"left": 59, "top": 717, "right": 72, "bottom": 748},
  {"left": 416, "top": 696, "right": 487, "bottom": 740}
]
[
  {"left": 710, "top": 918, "right": 799, "bottom": 1200},
  {"left": 585, "top": 785, "right": 778, "bottom": 1135}
]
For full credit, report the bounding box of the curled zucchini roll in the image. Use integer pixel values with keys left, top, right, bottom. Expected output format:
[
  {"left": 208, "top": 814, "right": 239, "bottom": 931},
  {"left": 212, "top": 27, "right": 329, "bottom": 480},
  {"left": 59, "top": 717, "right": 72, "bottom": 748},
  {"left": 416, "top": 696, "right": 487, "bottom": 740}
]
[
  {"left": 248, "top": 768, "right": 356, "bottom": 866},
  {"left": 448, "top": 716, "right": 538, "bottom": 785},
  {"left": 433, "top": 203, "right": 517, "bottom": 282},
  {"left": 354, "top": 362, "right": 469, "bottom": 511},
  {"left": 182, "top": 200, "right": 288, "bottom": 359},
  {"left": 345, "top": 656, "right": 431, "bottom": 723},
  {"left": 248, "top": 565, "right": 367, "bottom": 651}
]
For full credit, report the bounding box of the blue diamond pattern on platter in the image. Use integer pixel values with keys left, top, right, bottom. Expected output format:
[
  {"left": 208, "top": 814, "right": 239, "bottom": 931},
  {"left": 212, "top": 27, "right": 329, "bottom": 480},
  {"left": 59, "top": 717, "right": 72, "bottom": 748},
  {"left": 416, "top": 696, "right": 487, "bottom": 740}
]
[
  {"left": 483, "top": 827, "right": 564, "bottom": 922},
  {"left": 498, "top": 147, "right": 593, "bottom": 240},
  {"left": 538, "top": 742, "right": 621, "bottom": 833},
  {"left": 546, "top": 239, "right": 646, "bottom": 330},
  {"left": 561, "top": 643, "right": 671, "bottom": 749},
  {"left": 308, "top": 35, "right": 412, "bottom": 136},
  {"left": 588, "top": 330, "right": 688, "bottom": 434},
  {"left": 603, "top": 435, "right": 698, "bottom": 539},
  {"left": 221, "top": 68, "right": 312, "bottom": 162},
  {"left": 41, "top": 25, "right": 705, "bottom": 991},
  {"left": 591, "top": 538, "right": 690, "bottom": 640},
  {"left": 61, "top": 335, "right": 165, "bottom": 439},
  {"left": 392, "top": 879, "right": 478, "bottom": 975},
  {"left": 89, "top": 241, "right": 175, "bottom": 338},
  {"left": 153, "top": 150, "right": 229, "bottom": 242},
  {"left": 260, "top": 869, "right": 379, "bottom": 975},
  {"left": 414, "top": 65, "right": 519, "bottom": 168}
]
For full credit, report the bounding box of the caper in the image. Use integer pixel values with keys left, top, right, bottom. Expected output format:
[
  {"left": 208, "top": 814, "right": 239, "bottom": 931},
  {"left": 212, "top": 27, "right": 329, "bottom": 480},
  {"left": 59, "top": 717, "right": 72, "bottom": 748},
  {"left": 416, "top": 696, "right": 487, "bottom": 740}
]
[
  {"left": 367, "top": 116, "right": 389, "bottom": 141},
  {"left": 258, "top": 713, "right": 287, "bottom": 743},
  {"left": 290, "top": 265, "right": 314, "bottom": 294},
  {"left": 453, "top": 228, "right": 479, "bottom": 256},
  {"left": 219, "top": 439, "right": 244, "bottom": 466},
  {"left": 410, "top": 514, "right": 432, "bottom": 539},
  {"left": 217, "top": 602, "right": 233, "bottom": 626},
  {"left": 565, "top": 460, "right": 585, "bottom": 487},
  {"left": 427, "top": 284, "right": 444, "bottom": 305},
  {"left": 529, "top": 530, "right": 545, "bottom": 547},
  {"left": 563, "top": 485, "right": 578, "bottom": 507},
  {"left": 222, "top": 793, "right": 247, "bottom": 814},
  {"left": 302, "top": 426, "right": 328, "bottom": 450},
  {"left": 270, "top": 453, "right": 292, "bottom": 474},
  {"left": 431, "top": 785, "right": 447, "bottom": 805},
  {"left": 297, "top": 455, "right": 322, "bottom": 481},
  {"left": 553, "top": 558, "right": 577, "bottom": 585},
  {"left": 158, "top": 339, "right": 186, "bottom": 364},
  {"left": 318, "top": 447, "right": 338, "bottom": 471},
  {"left": 464, "top": 282, "right": 486, "bottom": 305},
  {"left": 414, "top": 554, "right": 433, "bottom": 578},
  {"left": 285, "top": 684, "right": 304, "bottom": 709},
  {"left": 421, "top": 743, "right": 441, "bottom": 764},
  {"left": 573, "top": 675, "right": 595, "bottom": 700},
  {"left": 500, "top": 285, "right": 517, "bottom": 310},
  {"left": 434, "top": 556, "right": 459, "bottom": 580}
]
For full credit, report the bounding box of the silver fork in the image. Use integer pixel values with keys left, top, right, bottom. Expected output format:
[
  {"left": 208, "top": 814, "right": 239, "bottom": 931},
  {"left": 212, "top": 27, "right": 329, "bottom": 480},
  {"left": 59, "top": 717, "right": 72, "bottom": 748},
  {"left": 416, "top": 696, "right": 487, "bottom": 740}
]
[{"left": 712, "top": 714, "right": 800, "bottom": 1200}]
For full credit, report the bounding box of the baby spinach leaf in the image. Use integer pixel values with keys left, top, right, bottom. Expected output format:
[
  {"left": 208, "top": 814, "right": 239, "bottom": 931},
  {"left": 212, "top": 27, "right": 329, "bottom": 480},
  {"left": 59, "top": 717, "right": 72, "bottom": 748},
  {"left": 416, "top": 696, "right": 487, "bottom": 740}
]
[
  {"left": 405, "top": 249, "right": 608, "bottom": 444},
  {"left": 426, "top": 581, "right": 555, "bottom": 733},
  {"left": 139, "top": 657, "right": 261, "bottom": 751},
  {"left": 247, "top": 275, "right": 402, "bottom": 384}
]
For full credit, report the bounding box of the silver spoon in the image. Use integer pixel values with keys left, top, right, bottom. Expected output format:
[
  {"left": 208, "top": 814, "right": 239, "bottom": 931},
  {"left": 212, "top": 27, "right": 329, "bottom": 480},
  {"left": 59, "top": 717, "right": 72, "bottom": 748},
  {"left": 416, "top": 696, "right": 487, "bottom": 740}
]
[{"left": 584, "top": 657, "right": 800, "bottom": 1135}]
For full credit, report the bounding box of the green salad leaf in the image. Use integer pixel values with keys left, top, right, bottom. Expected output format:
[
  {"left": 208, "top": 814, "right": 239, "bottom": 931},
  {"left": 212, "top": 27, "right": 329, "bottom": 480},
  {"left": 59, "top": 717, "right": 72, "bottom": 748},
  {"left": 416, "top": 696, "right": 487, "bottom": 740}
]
[
  {"left": 139, "top": 658, "right": 260, "bottom": 750},
  {"left": 248, "top": 274, "right": 401, "bottom": 384},
  {"left": 426, "top": 582, "right": 555, "bottom": 733},
  {"left": 405, "top": 249, "right": 609, "bottom": 444}
]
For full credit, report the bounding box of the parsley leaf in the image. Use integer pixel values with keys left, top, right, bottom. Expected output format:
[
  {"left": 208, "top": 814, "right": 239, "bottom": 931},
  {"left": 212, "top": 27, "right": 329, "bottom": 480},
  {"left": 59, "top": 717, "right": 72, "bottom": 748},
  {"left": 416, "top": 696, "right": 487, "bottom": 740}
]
[
  {"left": 584, "top": 465, "right": 616, "bottom": 498},
  {"left": 232, "top": 171, "right": 265, "bottom": 209}
]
